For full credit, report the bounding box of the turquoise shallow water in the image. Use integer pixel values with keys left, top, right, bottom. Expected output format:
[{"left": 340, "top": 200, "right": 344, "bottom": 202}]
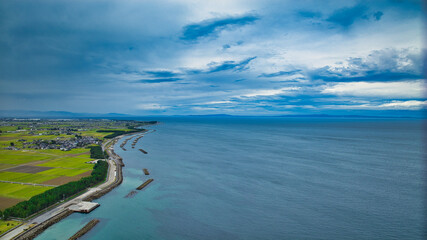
[{"left": 35, "top": 117, "right": 425, "bottom": 240}]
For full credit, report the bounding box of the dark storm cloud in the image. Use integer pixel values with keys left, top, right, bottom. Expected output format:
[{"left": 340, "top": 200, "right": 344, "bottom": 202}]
[{"left": 181, "top": 14, "right": 259, "bottom": 41}]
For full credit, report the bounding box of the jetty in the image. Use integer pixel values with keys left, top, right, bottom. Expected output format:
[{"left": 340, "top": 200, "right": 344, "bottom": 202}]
[
  {"left": 120, "top": 136, "right": 134, "bottom": 151},
  {"left": 136, "top": 179, "right": 154, "bottom": 190},
  {"left": 143, "top": 168, "right": 150, "bottom": 175},
  {"left": 68, "top": 219, "right": 100, "bottom": 240},
  {"left": 139, "top": 148, "right": 148, "bottom": 154}
]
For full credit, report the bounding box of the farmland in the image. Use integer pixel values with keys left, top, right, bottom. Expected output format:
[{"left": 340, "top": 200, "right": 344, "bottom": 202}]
[{"left": 0, "top": 119, "right": 155, "bottom": 213}]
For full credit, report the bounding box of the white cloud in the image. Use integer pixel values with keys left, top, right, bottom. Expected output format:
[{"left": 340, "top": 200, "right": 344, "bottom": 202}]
[
  {"left": 136, "top": 103, "right": 169, "bottom": 110},
  {"left": 239, "top": 87, "right": 300, "bottom": 98},
  {"left": 201, "top": 100, "right": 233, "bottom": 104},
  {"left": 191, "top": 106, "right": 218, "bottom": 111},
  {"left": 321, "top": 80, "right": 425, "bottom": 98},
  {"left": 322, "top": 100, "right": 427, "bottom": 110},
  {"left": 377, "top": 100, "right": 427, "bottom": 110}
]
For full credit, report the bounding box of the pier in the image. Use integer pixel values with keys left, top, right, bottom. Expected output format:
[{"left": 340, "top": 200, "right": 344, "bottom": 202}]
[{"left": 68, "top": 201, "right": 100, "bottom": 213}]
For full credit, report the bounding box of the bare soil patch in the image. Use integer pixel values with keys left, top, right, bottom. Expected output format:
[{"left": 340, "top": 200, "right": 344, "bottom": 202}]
[
  {"left": 6, "top": 165, "right": 52, "bottom": 174},
  {"left": 0, "top": 196, "right": 23, "bottom": 210},
  {"left": 26, "top": 160, "right": 49, "bottom": 166},
  {"left": 0, "top": 136, "right": 16, "bottom": 141},
  {"left": 42, "top": 176, "right": 80, "bottom": 186},
  {"left": 65, "top": 152, "right": 90, "bottom": 157},
  {"left": 76, "top": 170, "right": 91, "bottom": 178}
]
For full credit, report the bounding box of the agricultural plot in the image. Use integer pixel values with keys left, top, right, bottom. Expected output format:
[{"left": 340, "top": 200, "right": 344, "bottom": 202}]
[
  {"left": 0, "top": 172, "right": 57, "bottom": 184},
  {"left": 0, "top": 119, "right": 153, "bottom": 212},
  {"left": 0, "top": 183, "right": 53, "bottom": 200},
  {"left": 37, "top": 156, "right": 93, "bottom": 169},
  {"left": 0, "top": 151, "right": 51, "bottom": 165},
  {"left": 38, "top": 168, "right": 90, "bottom": 177},
  {"left": 0, "top": 149, "right": 94, "bottom": 209}
]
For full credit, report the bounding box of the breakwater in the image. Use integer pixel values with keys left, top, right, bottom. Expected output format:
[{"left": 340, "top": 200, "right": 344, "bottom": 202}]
[
  {"left": 119, "top": 137, "right": 131, "bottom": 151},
  {"left": 68, "top": 219, "right": 100, "bottom": 240},
  {"left": 136, "top": 179, "right": 154, "bottom": 190},
  {"left": 139, "top": 149, "right": 147, "bottom": 154},
  {"left": 143, "top": 168, "right": 150, "bottom": 175},
  {"left": 131, "top": 135, "right": 143, "bottom": 148}
]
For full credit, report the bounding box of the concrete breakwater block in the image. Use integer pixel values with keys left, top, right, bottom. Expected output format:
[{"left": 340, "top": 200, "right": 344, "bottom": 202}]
[
  {"left": 68, "top": 219, "right": 100, "bottom": 240},
  {"left": 136, "top": 179, "right": 154, "bottom": 190},
  {"left": 139, "top": 149, "right": 148, "bottom": 154}
]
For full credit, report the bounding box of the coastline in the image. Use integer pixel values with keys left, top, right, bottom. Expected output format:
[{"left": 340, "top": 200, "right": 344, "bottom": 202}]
[{"left": 0, "top": 131, "right": 144, "bottom": 240}]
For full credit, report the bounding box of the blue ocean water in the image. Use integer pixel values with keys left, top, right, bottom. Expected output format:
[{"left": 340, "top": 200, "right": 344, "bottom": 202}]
[{"left": 35, "top": 117, "right": 425, "bottom": 240}]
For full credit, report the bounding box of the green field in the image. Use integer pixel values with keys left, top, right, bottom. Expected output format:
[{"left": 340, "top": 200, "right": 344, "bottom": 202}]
[
  {"left": 0, "top": 149, "right": 93, "bottom": 181},
  {"left": 0, "top": 148, "right": 93, "bottom": 204},
  {"left": 0, "top": 220, "right": 21, "bottom": 235},
  {"left": 0, "top": 183, "right": 53, "bottom": 200},
  {"left": 0, "top": 151, "right": 51, "bottom": 165},
  {"left": 0, "top": 172, "right": 58, "bottom": 184}
]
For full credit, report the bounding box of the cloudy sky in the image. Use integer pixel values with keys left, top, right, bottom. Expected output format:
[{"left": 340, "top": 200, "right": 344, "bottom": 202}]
[{"left": 0, "top": 0, "right": 425, "bottom": 116}]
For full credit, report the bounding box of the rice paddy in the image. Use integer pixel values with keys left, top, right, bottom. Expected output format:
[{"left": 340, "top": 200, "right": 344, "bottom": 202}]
[{"left": 0, "top": 149, "right": 94, "bottom": 209}]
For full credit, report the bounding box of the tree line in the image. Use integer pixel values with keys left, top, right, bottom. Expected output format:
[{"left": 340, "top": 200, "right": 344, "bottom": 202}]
[
  {"left": 88, "top": 145, "right": 106, "bottom": 159},
  {"left": 96, "top": 129, "right": 144, "bottom": 139}
]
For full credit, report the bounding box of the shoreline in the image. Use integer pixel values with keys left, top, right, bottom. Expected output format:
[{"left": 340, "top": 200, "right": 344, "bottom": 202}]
[{"left": 0, "top": 130, "right": 147, "bottom": 240}]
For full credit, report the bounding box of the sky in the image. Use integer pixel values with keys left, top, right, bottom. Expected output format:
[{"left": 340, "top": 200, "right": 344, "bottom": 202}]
[{"left": 0, "top": 0, "right": 425, "bottom": 116}]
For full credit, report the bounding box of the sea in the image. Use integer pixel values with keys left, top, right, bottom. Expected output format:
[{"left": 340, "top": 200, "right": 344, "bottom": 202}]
[{"left": 35, "top": 117, "right": 425, "bottom": 240}]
